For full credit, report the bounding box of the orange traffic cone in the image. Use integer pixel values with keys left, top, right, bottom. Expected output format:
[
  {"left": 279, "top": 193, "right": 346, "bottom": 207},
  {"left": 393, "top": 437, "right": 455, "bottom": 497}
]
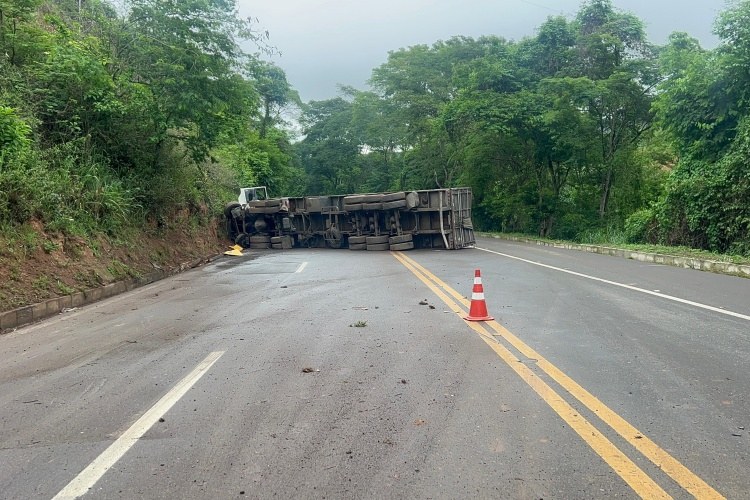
[{"left": 464, "top": 269, "right": 494, "bottom": 321}]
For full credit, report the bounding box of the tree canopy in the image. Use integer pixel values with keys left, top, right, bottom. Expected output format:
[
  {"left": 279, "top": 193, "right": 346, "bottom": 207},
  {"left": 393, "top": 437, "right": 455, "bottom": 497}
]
[{"left": 3, "top": 0, "right": 749, "bottom": 256}]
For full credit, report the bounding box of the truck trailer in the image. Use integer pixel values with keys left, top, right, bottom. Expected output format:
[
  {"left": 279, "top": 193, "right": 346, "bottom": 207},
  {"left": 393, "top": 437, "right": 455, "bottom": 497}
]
[{"left": 224, "top": 187, "right": 475, "bottom": 251}]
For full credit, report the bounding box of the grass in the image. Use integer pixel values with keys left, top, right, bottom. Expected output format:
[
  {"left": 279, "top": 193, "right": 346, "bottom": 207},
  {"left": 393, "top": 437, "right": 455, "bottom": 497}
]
[
  {"left": 0, "top": 224, "right": 39, "bottom": 258},
  {"left": 74, "top": 270, "right": 103, "bottom": 287},
  {"left": 56, "top": 279, "right": 76, "bottom": 295},
  {"left": 350, "top": 320, "right": 368, "bottom": 328},
  {"left": 107, "top": 259, "right": 140, "bottom": 280},
  {"left": 32, "top": 274, "right": 51, "bottom": 292},
  {"left": 485, "top": 231, "right": 750, "bottom": 265},
  {"left": 43, "top": 240, "right": 60, "bottom": 253}
]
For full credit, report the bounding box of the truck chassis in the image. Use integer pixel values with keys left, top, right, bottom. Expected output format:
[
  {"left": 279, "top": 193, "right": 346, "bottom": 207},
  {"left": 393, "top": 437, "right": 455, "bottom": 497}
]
[{"left": 224, "top": 187, "right": 475, "bottom": 251}]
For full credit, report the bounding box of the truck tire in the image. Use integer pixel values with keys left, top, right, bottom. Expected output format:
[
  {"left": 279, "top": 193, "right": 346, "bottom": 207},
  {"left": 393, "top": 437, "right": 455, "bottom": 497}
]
[
  {"left": 224, "top": 202, "right": 241, "bottom": 218},
  {"left": 349, "top": 243, "right": 366, "bottom": 250},
  {"left": 344, "top": 203, "right": 363, "bottom": 211},
  {"left": 366, "top": 243, "right": 389, "bottom": 251},
  {"left": 389, "top": 234, "right": 413, "bottom": 245},
  {"left": 271, "top": 243, "right": 283, "bottom": 250},
  {"left": 381, "top": 191, "right": 406, "bottom": 202},
  {"left": 348, "top": 235, "right": 366, "bottom": 245},
  {"left": 405, "top": 191, "right": 420, "bottom": 209},
  {"left": 382, "top": 199, "right": 407, "bottom": 210},
  {"left": 235, "top": 233, "right": 251, "bottom": 248},
  {"left": 361, "top": 194, "right": 384, "bottom": 203},
  {"left": 249, "top": 235, "right": 271, "bottom": 244},
  {"left": 270, "top": 236, "right": 283, "bottom": 244},
  {"left": 363, "top": 202, "right": 383, "bottom": 210},
  {"left": 366, "top": 235, "right": 389, "bottom": 245},
  {"left": 343, "top": 195, "right": 367, "bottom": 204},
  {"left": 390, "top": 241, "right": 414, "bottom": 251}
]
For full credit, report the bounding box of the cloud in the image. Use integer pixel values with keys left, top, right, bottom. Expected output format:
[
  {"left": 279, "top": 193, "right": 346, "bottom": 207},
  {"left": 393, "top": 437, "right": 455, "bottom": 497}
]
[{"left": 238, "top": 0, "right": 722, "bottom": 102}]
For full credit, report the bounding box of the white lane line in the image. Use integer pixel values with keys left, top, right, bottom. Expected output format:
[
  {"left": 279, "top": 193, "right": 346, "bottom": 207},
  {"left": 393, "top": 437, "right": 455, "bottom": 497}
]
[
  {"left": 295, "top": 262, "right": 308, "bottom": 273},
  {"left": 52, "top": 351, "right": 225, "bottom": 500},
  {"left": 477, "top": 247, "right": 750, "bottom": 322}
]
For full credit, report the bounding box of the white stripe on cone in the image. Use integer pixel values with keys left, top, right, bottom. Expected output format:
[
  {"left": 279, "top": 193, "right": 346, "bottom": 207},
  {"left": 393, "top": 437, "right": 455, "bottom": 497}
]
[{"left": 472, "top": 292, "right": 485, "bottom": 300}]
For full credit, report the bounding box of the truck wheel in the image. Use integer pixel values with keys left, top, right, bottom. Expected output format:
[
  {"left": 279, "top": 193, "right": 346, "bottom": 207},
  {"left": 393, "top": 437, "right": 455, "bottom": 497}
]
[
  {"left": 390, "top": 241, "right": 414, "bottom": 251},
  {"left": 348, "top": 235, "right": 366, "bottom": 245},
  {"left": 366, "top": 243, "right": 389, "bottom": 251},
  {"left": 344, "top": 203, "right": 363, "bottom": 212},
  {"left": 382, "top": 199, "right": 407, "bottom": 210},
  {"left": 405, "top": 191, "right": 420, "bottom": 209},
  {"left": 250, "top": 235, "right": 271, "bottom": 248},
  {"left": 366, "top": 235, "right": 389, "bottom": 245},
  {"left": 235, "top": 233, "right": 251, "bottom": 248},
  {"left": 389, "top": 234, "right": 413, "bottom": 245},
  {"left": 343, "top": 195, "right": 367, "bottom": 204},
  {"left": 349, "top": 243, "right": 366, "bottom": 250},
  {"left": 381, "top": 191, "right": 406, "bottom": 202},
  {"left": 224, "top": 202, "right": 241, "bottom": 218}
]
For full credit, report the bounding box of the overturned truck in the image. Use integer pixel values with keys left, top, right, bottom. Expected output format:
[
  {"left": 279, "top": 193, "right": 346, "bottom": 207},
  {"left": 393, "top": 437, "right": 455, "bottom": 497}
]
[{"left": 224, "top": 187, "right": 475, "bottom": 251}]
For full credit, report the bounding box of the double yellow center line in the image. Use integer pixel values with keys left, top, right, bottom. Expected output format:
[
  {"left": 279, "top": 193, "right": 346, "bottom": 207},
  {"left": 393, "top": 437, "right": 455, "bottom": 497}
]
[{"left": 391, "top": 251, "right": 723, "bottom": 500}]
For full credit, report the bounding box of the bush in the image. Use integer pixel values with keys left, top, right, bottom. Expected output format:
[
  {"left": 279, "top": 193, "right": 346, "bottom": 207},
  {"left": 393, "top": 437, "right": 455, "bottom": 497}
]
[
  {"left": 624, "top": 207, "right": 658, "bottom": 243},
  {"left": 0, "top": 149, "right": 44, "bottom": 224},
  {"left": 0, "top": 106, "right": 31, "bottom": 160}
]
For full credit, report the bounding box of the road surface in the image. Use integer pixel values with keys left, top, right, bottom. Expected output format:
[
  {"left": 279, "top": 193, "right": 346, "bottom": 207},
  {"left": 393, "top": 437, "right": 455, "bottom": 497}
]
[{"left": 1, "top": 236, "right": 748, "bottom": 499}]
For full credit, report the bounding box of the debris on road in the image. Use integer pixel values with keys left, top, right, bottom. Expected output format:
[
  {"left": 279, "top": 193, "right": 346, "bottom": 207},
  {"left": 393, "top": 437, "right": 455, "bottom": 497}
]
[
  {"left": 223, "top": 244, "right": 243, "bottom": 256},
  {"left": 302, "top": 367, "right": 315, "bottom": 373}
]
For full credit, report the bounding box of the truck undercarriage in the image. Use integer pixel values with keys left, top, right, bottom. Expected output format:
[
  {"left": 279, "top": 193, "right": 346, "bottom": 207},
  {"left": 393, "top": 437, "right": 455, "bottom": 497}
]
[{"left": 224, "top": 187, "right": 475, "bottom": 251}]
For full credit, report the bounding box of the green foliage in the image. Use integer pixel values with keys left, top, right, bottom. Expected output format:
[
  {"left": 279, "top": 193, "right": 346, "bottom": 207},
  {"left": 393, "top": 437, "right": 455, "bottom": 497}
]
[
  {"left": 0, "top": 0, "right": 300, "bottom": 238},
  {"left": 32, "top": 274, "right": 50, "bottom": 292},
  {"left": 56, "top": 279, "right": 75, "bottom": 295},
  {"left": 0, "top": 106, "right": 31, "bottom": 155},
  {"left": 107, "top": 259, "right": 139, "bottom": 280},
  {"left": 297, "top": 97, "right": 361, "bottom": 194},
  {"left": 42, "top": 240, "right": 60, "bottom": 253},
  {"left": 624, "top": 208, "right": 658, "bottom": 243}
]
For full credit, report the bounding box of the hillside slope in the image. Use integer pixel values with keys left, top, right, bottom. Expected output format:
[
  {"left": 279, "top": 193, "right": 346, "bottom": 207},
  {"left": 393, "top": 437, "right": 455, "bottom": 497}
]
[{"left": 0, "top": 216, "right": 228, "bottom": 313}]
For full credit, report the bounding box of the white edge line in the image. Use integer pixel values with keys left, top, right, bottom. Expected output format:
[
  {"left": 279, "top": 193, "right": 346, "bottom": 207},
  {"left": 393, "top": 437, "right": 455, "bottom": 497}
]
[
  {"left": 295, "top": 262, "right": 308, "bottom": 274},
  {"left": 52, "top": 351, "right": 225, "bottom": 500},
  {"left": 476, "top": 247, "right": 750, "bottom": 322}
]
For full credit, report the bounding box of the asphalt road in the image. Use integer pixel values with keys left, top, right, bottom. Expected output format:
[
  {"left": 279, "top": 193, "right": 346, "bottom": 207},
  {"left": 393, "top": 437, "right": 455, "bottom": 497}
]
[{"left": 0, "top": 236, "right": 748, "bottom": 499}]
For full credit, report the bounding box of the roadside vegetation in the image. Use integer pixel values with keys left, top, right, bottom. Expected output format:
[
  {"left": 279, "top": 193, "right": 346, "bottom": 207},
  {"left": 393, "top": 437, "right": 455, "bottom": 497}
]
[
  {"left": 1, "top": 0, "right": 749, "bottom": 312},
  {"left": 296, "top": 0, "right": 750, "bottom": 258},
  {"left": 0, "top": 0, "right": 302, "bottom": 311}
]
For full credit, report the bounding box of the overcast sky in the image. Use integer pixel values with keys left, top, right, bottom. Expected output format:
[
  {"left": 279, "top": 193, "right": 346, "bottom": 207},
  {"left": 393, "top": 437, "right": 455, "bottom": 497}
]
[{"left": 237, "top": 0, "right": 726, "bottom": 102}]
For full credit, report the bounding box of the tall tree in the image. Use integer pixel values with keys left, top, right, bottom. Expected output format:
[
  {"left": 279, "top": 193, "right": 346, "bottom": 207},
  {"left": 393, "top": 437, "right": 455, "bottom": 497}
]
[
  {"left": 247, "top": 60, "right": 300, "bottom": 139},
  {"left": 297, "top": 98, "right": 360, "bottom": 194},
  {"left": 121, "top": 0, "right": 257, "bottom": 163}
]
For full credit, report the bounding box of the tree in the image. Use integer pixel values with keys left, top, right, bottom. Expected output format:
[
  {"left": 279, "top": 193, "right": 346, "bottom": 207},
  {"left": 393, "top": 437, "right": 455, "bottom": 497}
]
[
  {"left": 297, "top": 98, "right": 360, "bottom": 194},
  {"left": 120, "top": 0, "right": 258, "bottom": 163},
  {"left": 247, "top": 60, "right": 300, "bottom": 139},
  {"left": 0, "top": 0, "right": 44, "bottom": 65}
]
